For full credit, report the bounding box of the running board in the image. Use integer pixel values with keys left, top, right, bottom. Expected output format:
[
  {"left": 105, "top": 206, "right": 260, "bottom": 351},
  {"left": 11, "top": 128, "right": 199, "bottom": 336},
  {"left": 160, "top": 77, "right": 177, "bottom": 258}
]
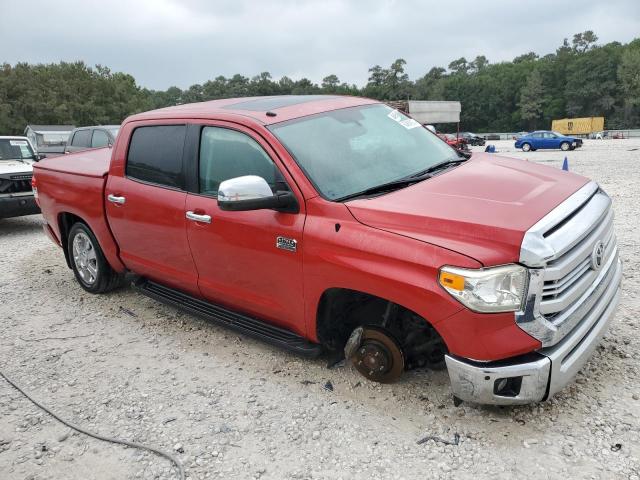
[{"left": 133, "top": 278, "right": 323, "bottom": 358}]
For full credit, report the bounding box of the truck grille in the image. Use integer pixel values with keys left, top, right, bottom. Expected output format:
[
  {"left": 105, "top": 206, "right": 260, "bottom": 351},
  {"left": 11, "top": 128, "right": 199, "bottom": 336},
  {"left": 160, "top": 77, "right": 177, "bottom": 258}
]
[
  {"left": 541, "top": 207, "right": 615, "bottom": 315},
  {"left": 536, "top": 186, "right": 618, "bottom": 343},
  {"left": 0, "top": 176, "right": 32, "bottom": 194},
  {"left": 518, "top": 181, "right": 621, "bottom": 347}
]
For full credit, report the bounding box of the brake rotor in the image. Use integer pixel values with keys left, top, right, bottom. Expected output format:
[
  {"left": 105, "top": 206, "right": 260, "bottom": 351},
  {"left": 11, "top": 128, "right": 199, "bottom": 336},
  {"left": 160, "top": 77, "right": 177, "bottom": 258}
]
[{"left": 350, "top": 327, "right": 405, "bottom": 383}]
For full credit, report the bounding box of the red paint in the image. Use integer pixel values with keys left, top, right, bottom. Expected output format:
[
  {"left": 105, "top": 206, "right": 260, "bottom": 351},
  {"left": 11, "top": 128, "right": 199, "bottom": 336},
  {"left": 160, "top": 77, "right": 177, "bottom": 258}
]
[
  {"left": 346, "top": 153, "right": 589, "bottom": 266},
  {"left": 33, "top": 96, "right": 594, "bottom": 362}
]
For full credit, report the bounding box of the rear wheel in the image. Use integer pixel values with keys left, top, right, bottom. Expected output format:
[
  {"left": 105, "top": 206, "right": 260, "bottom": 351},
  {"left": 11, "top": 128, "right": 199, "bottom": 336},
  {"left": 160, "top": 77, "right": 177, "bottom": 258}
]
[
  {"left": 68, "top": 222, "right": 124, "bottom": 293},
  {"left": 521, "top": 143, "right": 531, "bottom": 152},
  {"left": 560, "top": 141, "right": 570, "bottom": 151}
]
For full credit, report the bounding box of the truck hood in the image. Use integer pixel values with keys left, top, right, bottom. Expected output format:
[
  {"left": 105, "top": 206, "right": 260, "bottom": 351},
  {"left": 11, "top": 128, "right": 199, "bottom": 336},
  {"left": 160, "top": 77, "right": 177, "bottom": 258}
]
[
  {"left": 0, "top": 160, "right": 33, "bottom": 176},
  {"left": 345, "top": 153, "right": 589, "bottom": 266}
]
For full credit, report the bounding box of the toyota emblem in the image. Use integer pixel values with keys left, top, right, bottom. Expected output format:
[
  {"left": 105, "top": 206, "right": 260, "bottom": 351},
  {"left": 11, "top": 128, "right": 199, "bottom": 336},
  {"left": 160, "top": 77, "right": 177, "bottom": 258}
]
[{"left": 591, "top": 241, "right": 605, "bottom": 271}]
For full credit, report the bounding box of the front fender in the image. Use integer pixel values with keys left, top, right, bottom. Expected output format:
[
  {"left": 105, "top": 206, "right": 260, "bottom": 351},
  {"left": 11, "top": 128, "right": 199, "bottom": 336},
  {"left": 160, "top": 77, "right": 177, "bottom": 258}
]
[
  {"left": 302, "top": 198, "right": 541, "bottom": 361},
  {"left": 302, "top": 199, "right": 479, "bottom": 342}
]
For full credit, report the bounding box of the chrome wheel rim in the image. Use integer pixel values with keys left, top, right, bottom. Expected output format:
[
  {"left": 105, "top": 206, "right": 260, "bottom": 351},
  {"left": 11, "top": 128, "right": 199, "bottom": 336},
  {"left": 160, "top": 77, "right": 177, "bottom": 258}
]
[{"left": 72, "top": 232, "right": 98, "bottom": 284}]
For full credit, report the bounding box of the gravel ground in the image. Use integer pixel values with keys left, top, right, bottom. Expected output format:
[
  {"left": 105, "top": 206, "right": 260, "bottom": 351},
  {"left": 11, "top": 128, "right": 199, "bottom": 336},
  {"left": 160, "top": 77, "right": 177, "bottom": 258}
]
[{"left": 1, "top": 139, "right": 639, "bottom": 480}]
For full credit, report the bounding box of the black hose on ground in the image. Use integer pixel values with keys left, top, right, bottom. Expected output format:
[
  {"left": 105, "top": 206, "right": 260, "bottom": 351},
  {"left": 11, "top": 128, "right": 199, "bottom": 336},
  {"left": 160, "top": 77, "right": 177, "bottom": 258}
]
[{"left": 0, "top": 370, "right": 185, "bottom": 480}]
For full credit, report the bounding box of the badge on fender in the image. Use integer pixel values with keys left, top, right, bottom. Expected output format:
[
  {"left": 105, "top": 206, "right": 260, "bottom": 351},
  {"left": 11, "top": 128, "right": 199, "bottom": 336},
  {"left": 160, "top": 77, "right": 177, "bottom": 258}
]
[{"left": 276, "top": 236, "right": 297, "bottom": 252}]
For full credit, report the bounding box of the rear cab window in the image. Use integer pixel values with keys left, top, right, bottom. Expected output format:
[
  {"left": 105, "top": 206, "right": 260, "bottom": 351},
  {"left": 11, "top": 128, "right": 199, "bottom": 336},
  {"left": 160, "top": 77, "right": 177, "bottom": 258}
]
[
  {"left": 91, "top": 129, "right": 110, "bottom": 148},
  {"left": 126, "top": 125, "right": 186, "bottom": 189},
  {"left": 71, "top": 129, "right": 91, "bottom": 147}
]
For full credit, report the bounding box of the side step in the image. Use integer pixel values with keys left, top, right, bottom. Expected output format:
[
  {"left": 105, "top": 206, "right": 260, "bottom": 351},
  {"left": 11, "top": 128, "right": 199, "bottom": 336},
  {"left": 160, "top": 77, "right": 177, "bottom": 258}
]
[{"left": 133, "top": 278, "right": 323, "bottom": 358}]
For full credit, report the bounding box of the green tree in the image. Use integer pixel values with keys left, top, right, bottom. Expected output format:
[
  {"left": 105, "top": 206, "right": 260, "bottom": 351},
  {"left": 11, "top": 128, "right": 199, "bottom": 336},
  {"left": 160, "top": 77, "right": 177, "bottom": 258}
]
[
  {"left": 519, "top": 70, "right": 544, "bottom": 130},
  {"left": 618, "top": 41, "right": 640, "bottom": 125},
  {"left": 513, "top": 52, "right": 539, "bottom": 64},
  {"left": 448, "top": 57, "right": 469, "bottom": 75},
  {"left": 1, "top": 32, "right": 639, "bottom": 135},
  {"left": 470, "top": 55, "right": 489, "bottom": 72},
  {"left": 322, "top": 74, "right": 340, "bottom": 91},
  {"left": 572, "top": 30, "right": 599, "bottom": 52}
]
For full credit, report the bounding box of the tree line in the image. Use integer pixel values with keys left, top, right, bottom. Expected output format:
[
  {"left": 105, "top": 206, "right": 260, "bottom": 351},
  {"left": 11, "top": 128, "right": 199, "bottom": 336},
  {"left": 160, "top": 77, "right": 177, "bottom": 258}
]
[{"left": 1, "top": 31, "right": 638, "bottom": 135}]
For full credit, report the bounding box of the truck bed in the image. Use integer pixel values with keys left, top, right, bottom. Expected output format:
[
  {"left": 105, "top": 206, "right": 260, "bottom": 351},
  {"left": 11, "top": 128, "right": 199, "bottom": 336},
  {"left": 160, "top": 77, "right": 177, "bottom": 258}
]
[
  {"left": 33, "top": 146, "right": 126, "bottom": 272},
  {"left": 35, "top": 147, "right": 112, "bottom": 178}
]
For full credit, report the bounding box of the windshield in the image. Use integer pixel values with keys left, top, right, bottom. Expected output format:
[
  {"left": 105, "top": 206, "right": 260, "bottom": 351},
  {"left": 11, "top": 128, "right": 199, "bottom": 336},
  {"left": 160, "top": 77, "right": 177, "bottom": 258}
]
[
  {"left": 269, "top": 104, "right": 459, "bottom": 200},
  {"left": 0, "top": 139, "right": 36, "bottom": 161}
]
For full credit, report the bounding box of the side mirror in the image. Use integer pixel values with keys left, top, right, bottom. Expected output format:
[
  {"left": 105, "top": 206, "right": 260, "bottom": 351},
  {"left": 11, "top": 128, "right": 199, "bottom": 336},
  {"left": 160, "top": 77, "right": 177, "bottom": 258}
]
[
  {"left": 35, "top": 154, "right": 46, "bottom": 161},
  {"left": 217, "top": 175, "right": 299, "bottom": 214}
]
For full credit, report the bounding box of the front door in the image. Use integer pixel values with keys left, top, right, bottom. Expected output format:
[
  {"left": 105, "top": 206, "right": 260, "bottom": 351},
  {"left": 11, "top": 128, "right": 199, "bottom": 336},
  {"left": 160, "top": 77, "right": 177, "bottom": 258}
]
[
  {"left": 106, "top": 123, "right": 200, "bottom": 296},
  {"left": 184, "top": 124, "right": 306, "bottom": 335}
]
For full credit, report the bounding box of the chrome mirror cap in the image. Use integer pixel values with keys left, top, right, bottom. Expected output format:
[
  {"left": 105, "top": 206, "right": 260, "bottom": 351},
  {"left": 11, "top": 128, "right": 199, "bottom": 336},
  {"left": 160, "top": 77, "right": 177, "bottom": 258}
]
[{"left": 218, "top": 175, "right": 274, "bottom": 203}]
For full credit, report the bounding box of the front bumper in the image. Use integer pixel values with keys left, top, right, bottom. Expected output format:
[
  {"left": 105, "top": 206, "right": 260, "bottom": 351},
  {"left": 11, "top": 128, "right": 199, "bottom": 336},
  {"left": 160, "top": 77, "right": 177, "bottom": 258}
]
[
  {"left": 0, "top": 193, "right": 40, "bottom": 218},
  {"left": 445, "top": 258, "right": 622, "bottom": 405}
]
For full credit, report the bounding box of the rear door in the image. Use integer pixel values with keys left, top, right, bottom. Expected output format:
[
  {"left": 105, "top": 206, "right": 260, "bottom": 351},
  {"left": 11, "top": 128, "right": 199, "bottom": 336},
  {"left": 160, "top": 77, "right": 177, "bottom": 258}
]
[
  {"left": 543, "top": 132, "right": 557, "bottom": 148},
  {"left": 91, "top": 129, "right": 110, "bottom": 149},
  {"left": 66, "top": 129, "right": 91, "bottom": 154},
  {"left": 184, "top": 123, "right": 306, "bottom": 334},
  {"left": 106, "top": 123, "right": 200, "bottom": 296}
]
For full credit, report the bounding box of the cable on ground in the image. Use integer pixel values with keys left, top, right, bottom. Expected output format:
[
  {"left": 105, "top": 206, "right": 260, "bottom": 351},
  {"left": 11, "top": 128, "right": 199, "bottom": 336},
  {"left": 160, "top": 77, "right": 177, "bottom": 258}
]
[{"left": 0, "top": 370, "right": 185, "bottom": 480}]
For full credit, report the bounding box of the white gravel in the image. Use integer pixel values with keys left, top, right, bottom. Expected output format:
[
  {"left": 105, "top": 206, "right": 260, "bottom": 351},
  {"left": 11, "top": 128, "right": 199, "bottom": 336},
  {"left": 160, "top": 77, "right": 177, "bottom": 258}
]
[{"left": 1, "top": 139, "right": 639, "bottom": 480}]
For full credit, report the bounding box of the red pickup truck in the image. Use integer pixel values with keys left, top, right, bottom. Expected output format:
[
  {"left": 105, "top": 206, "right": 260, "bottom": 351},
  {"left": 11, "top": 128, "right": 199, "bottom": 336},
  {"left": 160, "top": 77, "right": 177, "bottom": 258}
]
[{"left": 33, "top": 95, "right": 622, "bottom": 405}]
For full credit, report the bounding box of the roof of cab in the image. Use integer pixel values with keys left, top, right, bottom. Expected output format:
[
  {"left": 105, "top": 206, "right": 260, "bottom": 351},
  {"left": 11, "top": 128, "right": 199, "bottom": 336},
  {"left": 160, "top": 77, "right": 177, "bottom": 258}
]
[{"left": 125, "top": 95, "right": 379, "bottom": 126}]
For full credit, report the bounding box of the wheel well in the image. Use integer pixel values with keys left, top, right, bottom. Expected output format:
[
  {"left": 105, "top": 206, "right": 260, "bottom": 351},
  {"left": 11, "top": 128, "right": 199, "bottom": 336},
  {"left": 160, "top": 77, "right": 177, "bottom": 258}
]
[
  {"left": 58, "top": 212, "right": 85, "bottom": 268},
  {"left": 316, "top": 288, "right": 448, "bottom": 369}
]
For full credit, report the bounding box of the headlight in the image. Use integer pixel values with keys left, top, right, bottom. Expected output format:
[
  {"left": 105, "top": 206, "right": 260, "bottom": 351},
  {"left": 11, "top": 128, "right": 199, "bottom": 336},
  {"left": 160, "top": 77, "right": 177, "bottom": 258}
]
[{"left": 439, "top": 264, "right": 528, "bottom": 313}]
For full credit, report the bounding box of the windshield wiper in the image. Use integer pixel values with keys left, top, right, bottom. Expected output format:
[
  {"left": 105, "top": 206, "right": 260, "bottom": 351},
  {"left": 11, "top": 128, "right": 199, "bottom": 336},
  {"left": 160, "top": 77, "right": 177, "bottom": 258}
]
[
  {"left": 409, "top": 157, "right": 468, "bottom": 178},
  {"left": 338, "top": 157, "right": 469, "bottom": 202},
  {"left": 337, "top": 176, "right": 430, "bottom": 202}
]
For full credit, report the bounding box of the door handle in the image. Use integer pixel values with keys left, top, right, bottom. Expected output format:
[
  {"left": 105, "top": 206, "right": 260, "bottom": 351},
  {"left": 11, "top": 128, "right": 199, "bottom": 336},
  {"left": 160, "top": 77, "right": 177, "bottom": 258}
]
[
  {"left": 186, "top": 211, "right": 212, "bottom": 224},
  {"left": 107, "top": 194, "right": 126, "bottom": 205}
]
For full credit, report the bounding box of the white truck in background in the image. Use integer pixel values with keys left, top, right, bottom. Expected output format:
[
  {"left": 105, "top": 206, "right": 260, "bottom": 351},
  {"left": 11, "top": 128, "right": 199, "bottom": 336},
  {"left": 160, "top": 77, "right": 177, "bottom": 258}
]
[{"left": 0, "top": 136, "right": 41, "bottom": 219}]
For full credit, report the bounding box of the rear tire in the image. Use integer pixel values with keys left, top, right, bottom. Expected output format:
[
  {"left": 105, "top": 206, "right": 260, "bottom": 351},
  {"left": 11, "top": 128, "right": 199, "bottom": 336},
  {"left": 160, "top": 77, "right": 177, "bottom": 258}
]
[
  {"left": 521, "top": 143, "right": 531, "bottom": 152},
  {"left": 560, "top": 142, "right": 570, "bottom": 151},
  {"left": 67, "top": 222, "right": 124, "bottom": 294}
]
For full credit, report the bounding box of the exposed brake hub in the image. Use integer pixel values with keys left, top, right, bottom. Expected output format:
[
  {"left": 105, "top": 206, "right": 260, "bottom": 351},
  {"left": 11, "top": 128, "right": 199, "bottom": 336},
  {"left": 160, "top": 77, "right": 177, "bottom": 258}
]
[{"left": 346, "top": 327, "right": 405, "bottom": 383}]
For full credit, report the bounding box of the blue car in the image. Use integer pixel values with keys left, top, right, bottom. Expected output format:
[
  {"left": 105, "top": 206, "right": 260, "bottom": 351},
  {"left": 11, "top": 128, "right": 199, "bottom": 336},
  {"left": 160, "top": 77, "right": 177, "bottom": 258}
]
[{"left": 514, "top": 131, "right": 583, "bottom": 152}]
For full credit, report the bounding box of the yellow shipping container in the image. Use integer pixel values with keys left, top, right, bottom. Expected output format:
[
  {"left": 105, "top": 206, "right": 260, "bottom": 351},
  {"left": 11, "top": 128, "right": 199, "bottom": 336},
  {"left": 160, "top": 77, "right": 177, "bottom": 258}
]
[{"left": 551, "top": 117, "right": 605, "bottom": 135}]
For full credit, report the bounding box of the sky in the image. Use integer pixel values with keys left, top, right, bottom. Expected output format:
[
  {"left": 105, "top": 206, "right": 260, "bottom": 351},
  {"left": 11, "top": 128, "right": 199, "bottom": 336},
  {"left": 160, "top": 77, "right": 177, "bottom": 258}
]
[{"left": 2, "top": 0, "right": 639, "bottom": 91}]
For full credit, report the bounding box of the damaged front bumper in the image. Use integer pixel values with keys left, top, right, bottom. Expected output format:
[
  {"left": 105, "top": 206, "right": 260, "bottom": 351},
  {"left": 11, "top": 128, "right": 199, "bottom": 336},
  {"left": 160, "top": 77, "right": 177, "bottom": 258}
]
[
  {"left": 445, "top": 258, "right": 622, "bottom": 405},
  {"left": 0, "top": 192, "right": 40, "bottom": 219}
]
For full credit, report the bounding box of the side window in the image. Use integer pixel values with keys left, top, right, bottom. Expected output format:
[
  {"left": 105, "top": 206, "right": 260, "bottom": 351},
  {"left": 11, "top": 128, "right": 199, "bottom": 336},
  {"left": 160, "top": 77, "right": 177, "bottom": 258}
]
[
  {"left": 91, "top": 129, "right": 109, "bottom": 148},
  {"left": 199, "top": 127, "right": 287, "bottom": 195},
  {"left": 126, "top": 125, "right": 186, "bottom": 189},
  {"left": 71, "top": 129, "right": 91, "bottom": 147}
]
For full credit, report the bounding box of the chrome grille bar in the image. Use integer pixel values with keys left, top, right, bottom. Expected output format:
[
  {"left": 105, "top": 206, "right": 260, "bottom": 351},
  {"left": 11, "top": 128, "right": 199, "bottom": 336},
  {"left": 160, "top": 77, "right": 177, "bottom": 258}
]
[{"left": 518, "top": 181, "right": 621, "bottom": 347}]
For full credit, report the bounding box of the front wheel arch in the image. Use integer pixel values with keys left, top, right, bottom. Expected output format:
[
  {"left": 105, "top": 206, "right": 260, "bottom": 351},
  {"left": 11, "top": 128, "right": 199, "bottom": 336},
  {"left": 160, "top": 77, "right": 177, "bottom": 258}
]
[{"left": 315, "top": 288, "right": 448, "bottom": 371}]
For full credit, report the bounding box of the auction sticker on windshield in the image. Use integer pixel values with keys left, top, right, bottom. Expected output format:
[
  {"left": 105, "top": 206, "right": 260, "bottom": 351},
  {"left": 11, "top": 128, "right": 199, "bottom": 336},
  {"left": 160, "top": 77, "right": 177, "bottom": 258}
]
[
  {"left": 387, "top": 109, "right": 404, "bottom": 122},
  {"left": 387, "top": 109, "right": 421, "bottom": 129},
  {"left": 10, "top": 140, "right": 28, "bottom": 146},
  {"left": 400, "top": 118, "right": 421, "bottom": 129}
]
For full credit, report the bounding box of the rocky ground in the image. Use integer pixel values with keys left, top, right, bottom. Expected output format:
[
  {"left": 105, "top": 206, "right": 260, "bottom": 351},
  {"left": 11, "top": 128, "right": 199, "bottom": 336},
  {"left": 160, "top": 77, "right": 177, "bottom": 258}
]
[{"left": 1, "top": 139, "right": 639, "bottom": 480}]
